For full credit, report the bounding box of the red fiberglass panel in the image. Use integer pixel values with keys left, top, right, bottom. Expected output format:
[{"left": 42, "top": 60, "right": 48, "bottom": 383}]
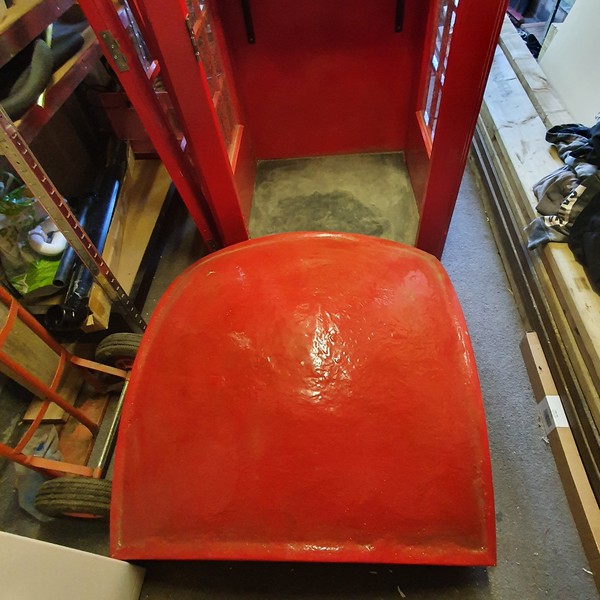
[
  {"left": 214, "top": 0, "right": 429, "bottom": 159},
  {"left": 111, "top": 232, "right": 495, "bottom": 564}
]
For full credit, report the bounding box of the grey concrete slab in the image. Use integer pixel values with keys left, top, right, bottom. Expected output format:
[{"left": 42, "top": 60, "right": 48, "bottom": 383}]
[{"left": 250, "top": 153, "right": 419, "bottom": 245}]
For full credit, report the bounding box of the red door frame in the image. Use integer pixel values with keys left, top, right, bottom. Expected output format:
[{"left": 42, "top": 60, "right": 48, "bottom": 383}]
[
  {"left": 78, "top": 0, "right": 249, "bottom": 249},
  {"left": 407, "top": 0, "right": 509, "bottom": 258},
  {"left": 130, "top": 0, "right": 249, "bottom": 246},
  {"left": 78, "top": 0, "right": 221, "bottom": 250}
]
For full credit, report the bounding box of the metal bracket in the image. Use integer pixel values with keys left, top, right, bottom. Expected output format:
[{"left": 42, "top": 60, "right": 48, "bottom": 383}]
[
  {"left": 100, "top": 30, "right": 129, "bottom": 72},
  {"left": 240, "top": 0, "right": 255, "bottom": 44},
  {"left": 395, "top": 0, "right": 405, "bottom": 32},
  {"left": 0, "top": 106, "right": 146, "bottom": 333},
  {"left": 185, "top": 15, "right": 201, "bottom": 62}
]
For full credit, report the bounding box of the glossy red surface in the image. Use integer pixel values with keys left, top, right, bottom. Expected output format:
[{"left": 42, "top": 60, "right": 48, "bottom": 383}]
[{"left": 111, "top": 233, "right": 496, "bottom": 564}]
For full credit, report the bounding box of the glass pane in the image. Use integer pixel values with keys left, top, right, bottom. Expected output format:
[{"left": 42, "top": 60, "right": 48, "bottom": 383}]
[
  {"left": 421, "top": 0, "right": 460, "bottom": 140},
  {"left": 187, "top": 0, "right": 239, "bottom": 150}
]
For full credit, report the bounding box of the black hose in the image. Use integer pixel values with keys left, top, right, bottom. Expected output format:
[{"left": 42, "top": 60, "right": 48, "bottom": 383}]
[
  {"left": 53, "top": 199, "right": 92, "bottom": 288},
  {"left": 46, "top": 142, "right": 127, "bottom": 331}
]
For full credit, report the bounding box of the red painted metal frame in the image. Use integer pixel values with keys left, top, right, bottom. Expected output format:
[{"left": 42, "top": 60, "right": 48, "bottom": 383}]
[
  {"left": 209, "top": 5, "right": 257, "bottom": 222},
  {"left": 126, "top": 0, "right": 249, "bottom": 245},
  {"left": 407, "top": 0, "right": 510, "bottom": 258},
  {"left": 425, "top": 1, "right": 456, "bottom": 137},
  {"left": 0, "top": 287, "right": 127, "bottom": 479},
  {"left": 78, "top": 0, "right": 221, "bottom": 251}
]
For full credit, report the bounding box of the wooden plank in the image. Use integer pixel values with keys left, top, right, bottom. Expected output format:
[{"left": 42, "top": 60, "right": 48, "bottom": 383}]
[
  {"left": 498, "top": 17, "right": 573, "bottom": 129},
  {"left": 84, "top": 158, "right": 171, "bottom": 331},
  {"left": 482, "top": 47, "right": 600, "bottom": 427},
  {"left": 22, "top": 364, "right": 82, "bottom": 422},
  {"left": 474, "top": 116, "right": 600, "bottom": 491},
  {"left": 0, "top": 300, "right": 83, "bottom": 421},
  {"left": 521, "top": 331, "right": 600, "bottom": 589},
  {"left": 482, "top": 112, "right": 600, "bottom": 411},
  {"left": 483, "top": 47, "right": 559, "bottom": 214},
  {"left": 478, "top": 104, "right": 600, "bottom": 434}
]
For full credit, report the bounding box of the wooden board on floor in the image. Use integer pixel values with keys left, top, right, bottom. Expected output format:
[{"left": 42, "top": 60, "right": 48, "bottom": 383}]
[
  {"left": 521, "top": 331, "right": 600, "bottom": 589},
  {"left": 22, "top": 365, "right": 82, "bottom": 422},
  {"left": 474, "top": 116, "right": 600, "bottom": 490},
  {"left": 84, "top": 158, "right": 171, "bottom": 332}
]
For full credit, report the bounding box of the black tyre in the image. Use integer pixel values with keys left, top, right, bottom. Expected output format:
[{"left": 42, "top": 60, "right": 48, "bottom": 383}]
[
  {"left": 34, "top": 477, "right": 112, "bottom": 519},
  {"left": 95, "top": 333, "right": 143, "bottom": 369}
]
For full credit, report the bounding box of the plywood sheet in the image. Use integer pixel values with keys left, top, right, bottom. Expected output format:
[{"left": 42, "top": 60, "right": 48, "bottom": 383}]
[
  {"left": 85, "top": 158, "right": 171, "bottom": 331},
  {"left": 0, "top": 300, "right": 83, "bottom": 421},
  {"left": 498, "top": 17, "right": 573, "bottom": 129}
]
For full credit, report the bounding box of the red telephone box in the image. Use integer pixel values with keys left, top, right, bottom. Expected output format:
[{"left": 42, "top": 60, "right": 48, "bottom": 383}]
[
  {"left": 79, "top": 0, "right": 508, "bottom": 258},
  {"left": 73, "top": 0, "right": 505, "bottom": 564}
]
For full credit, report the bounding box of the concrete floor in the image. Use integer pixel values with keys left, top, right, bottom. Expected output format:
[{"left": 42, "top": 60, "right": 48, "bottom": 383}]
[
  {"left": 0, "top": 156, "right": 598, "bottom": 599},
  {"left": 250, "top": 154, "right": 419, "bottom": 245}
]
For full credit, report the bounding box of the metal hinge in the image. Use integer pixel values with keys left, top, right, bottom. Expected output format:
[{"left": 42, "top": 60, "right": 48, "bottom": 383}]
[
  {"left": 100, "top": 31, "right": 129, "bottom": 72},
  {"left": 185, "top": 15, "right": 201, "bottom": 62}
]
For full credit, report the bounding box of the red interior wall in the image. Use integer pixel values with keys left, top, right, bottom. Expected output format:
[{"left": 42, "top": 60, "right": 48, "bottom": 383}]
[{"left": 215, "top": 1, "right": 429, "bottom": 159}]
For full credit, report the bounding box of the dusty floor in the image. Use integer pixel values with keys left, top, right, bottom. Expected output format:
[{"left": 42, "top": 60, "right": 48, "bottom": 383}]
[
  {"left": 0, "top": 156, "right": 598, "bottom": 599},
  {"left": 250, "top": 153, "right": 419, "bottom": 245}
]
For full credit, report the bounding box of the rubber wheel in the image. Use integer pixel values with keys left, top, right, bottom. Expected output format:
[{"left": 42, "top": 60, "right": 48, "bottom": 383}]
[
  {"left": 95, "top": 333, "right": 143, "bottom": 369},
  {"left": 34, "top": 477, "right": 111, "bottom": 519}
]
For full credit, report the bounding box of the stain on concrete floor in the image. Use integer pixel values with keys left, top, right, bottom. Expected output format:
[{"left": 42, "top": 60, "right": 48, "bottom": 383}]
[{"left": 249, "top": 153, "right": 419, "bottom": 244}]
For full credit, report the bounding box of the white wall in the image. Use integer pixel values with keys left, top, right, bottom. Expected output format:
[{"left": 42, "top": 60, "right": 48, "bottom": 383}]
[{"left": 539, "top": 0, "right": 600, "bottom": 125}]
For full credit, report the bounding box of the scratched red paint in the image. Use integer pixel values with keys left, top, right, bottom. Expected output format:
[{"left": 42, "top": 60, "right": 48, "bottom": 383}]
[{"left": 111, "top": 232, "right": 495, "bottom": 564}]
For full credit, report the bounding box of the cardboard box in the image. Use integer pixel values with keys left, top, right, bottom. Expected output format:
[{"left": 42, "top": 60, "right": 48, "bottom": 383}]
[{"left": 521, "top": 332, "right": 600, "bottom": 585}]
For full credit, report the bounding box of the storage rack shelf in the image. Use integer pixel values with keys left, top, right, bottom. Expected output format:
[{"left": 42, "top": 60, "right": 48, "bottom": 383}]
[{"left": 0, "top": 0, "right": 169, "bottom": 332}]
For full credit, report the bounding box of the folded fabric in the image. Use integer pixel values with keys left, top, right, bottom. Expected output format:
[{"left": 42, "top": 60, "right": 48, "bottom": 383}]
[
  {"left": 525, "top": 216, "right": 570, "bottom": 249},
  {"left": 533, "top": 164, "right": 580, "bottom": 215},
  {"left": 527, "top": 173, "right": 600, "bottom": 250},
  {"left": 546, "top": 121, "right": 600, "bottom": 169},
  {"left": 569, "top": 191, "right": 600, "bottom": 291},
  {"left": 527, "top": 119, "right": 600, "bottom": 249},
  {"left": 527, "top": 120, "right": 600, "bottom": 291}
]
